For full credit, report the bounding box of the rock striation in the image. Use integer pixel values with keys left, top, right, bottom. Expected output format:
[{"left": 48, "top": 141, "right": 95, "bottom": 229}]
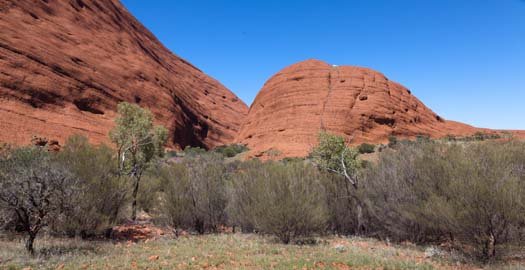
[
  {"left": 0, "top": 0, "right": 248, "bottom": 149},
  {"left": 236, "top": 59, "right": 488, "bottom": 158}
]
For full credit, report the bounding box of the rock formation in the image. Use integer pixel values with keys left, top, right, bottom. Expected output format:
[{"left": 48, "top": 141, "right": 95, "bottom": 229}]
[
  {"left": 0, "top": 0, "right": 248, "bottom": 149},
  {"left": 236, "top": 59, "right": 490, "bottom": 158}
]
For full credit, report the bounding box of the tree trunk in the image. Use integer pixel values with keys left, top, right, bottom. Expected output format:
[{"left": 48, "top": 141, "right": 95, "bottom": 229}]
[
  {"left": 195, "top": 218, "right": 205, "bottom": 234},
  {"left": 131, "top": 175, "right": 141, "bottom": 221},
  {"left": 483, "top": 233, "right": 496, "bottom": 260},
  {"left": 25, "top": 232, "right": 36, "bottom": 254},
  {"left": 356, "top": 203, "right": 364, "bottom": 235}
]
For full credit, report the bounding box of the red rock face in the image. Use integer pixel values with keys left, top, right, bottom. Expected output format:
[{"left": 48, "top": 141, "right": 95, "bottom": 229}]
[
  {"left": 0, "top": 0, "right": 248, "bottom": 149},
  {"left": 236, "top": 59, "right": 489, "bottom": 158}
]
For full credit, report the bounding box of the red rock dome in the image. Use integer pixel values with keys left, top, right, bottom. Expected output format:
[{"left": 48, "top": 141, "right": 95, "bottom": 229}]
[
  {"left": 0, "top": 0, "right": 248, "bottom": 149},
  {"left": 236, "top": 59, "right": 483, "bottom": 158}
]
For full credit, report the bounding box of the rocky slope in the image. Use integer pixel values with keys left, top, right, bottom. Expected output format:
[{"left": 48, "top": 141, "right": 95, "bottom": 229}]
[
  {"left": 0, "top": 0, "right": 248, "bottom": 149},
  {"left": 236, "top": 59, "right": 490, "bottom": 158}
]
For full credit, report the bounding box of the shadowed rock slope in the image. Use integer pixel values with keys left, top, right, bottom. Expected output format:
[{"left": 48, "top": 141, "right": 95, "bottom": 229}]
[
  {"left": 236, "top": 59, "right": 495, "bottom": 158},
  {"left": 0, "top": 0, "right": 248, "bottom": 149}
]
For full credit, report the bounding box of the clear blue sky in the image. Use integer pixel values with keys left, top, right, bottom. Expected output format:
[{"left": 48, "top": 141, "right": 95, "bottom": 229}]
[{"left": 121, "top": 0, "right": 525, "bottom": 130}]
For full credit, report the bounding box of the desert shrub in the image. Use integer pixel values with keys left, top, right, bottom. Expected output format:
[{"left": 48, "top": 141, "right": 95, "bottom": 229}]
[
  {"left": 416, "top": 135, "right": 431, "bottom": 143},
  {"left": 363, "top": 140, "right": 525, "bottom": 260},
  {"left": 320, "top": 173, "right": 363, "bottom": 235},
  {"left": 309, "top": 132, "right": 364, "bottom": 234},
  {"left": 213, "top": 144, "right": 249, "bottom": 158},
  {"left": 160, "top": 153, "right": 228, "bottom": 234},
  {"left": 226, "top": 160, "right": 261, "bottom": 233},
  {"left": 229, "top": 161, "right": 328, "bottom": 244},
  {"left": 388, "top": 135, "right": 398, "bottom": 147},
  {"left": 429, "top": 141, "right": 525, "bottom": 259},
  {"left": 54, "top": 135, "right": 129, "bottom": 237},
  {"left": 183, "top": 146, "right": 207, "bottom": 156},
  {"left": 444, "top": 134, "right": 457, "bottom": 142},
  {"left": 471, "top": 131, "right": 501, "bottom": 141},
  {"left": 358, "top": 143, "right": 375, "bottom": 154},
  {"left": 363, "top": 141, "right": 448, "bottom": 242},
  {"left": 0, "top": 147, "right": 79, "bottom": 253},
  {"left": 137, "top": 172, "right": 164, "bottom": 215}
]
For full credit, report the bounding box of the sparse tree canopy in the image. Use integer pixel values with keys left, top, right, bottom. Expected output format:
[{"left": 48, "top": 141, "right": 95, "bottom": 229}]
[
  {"left": 310, "top": 131, "right": 361, "bottom": 188},
  {"left": 0, "top": 147, "right": 79, "bottom": 254},
  {"left": 110, "top": 102, "right": 168, "bottom": 221}
]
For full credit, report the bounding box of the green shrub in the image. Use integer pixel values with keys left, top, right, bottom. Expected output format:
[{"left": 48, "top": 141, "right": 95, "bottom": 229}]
[
  {"left": 229, "top": 161, "right": 328, "bottom": 244},
  {"left": 387, "top": 135, "right": 398, "bottom": 147},
  {"left": 160, "top": 153, "right": 228, "bottom": 234},
  {"left": 137, "top": 171, "right": 164, "bottom": 215},
  {"left": 416, "top": 135, "right": 431, "bottom": 143},
  {"left": 55, "top": 135, "right": 129, "bottom": 237},
  {"left": 183, "top": 146, "right": 207, "bottom": 156},
  {"left": 363, "top": 140, "right": 525, "bottom": 260},
  {"left": 320, "top": 173, "right": 363, "bottom": 235},
  {"left": 358, "top": 143, "right": 375, "bottom": 154},
  {"left": 444, "top": 134, "right": 457, "bottom": 142},
  {"left": 213, "top": 144, "right": 249, "bottom": 158}
]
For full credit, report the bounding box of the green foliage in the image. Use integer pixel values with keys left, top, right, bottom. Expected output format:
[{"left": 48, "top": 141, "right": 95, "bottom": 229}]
[
  {"left": 388, "top": 135, "right": 398, "bottom": 147},
  {"left": 444, "top": 132, "right": 503, "bottom": 142},
  {"left": 213, "top": 144, "right": 249, "bottom": 158},
  {"left": 363, "top": 140, "right": 525, "bottom": 260},
  {"left": 160, "top": 153, "right": 229, "bottom": 234},
  {"left": 309, "top": 132, "right": 364, "bottom": 234},
  {"left": 444, "top": 134, "right": 457, "bottom": 142},
  {"left": 183, "top": 146, "right": 207, "bottom": 157},
  {"left": 309, "top": 131, "right": 361, "bottom": 182},
  {"left": 228, "top": 161, "right": 328, "bottom": 244},
  {"left": 471, "top": 131, "right": 501, "bottom": 141},
  {"left": 109, "top": 102, "right": 168, "bottom": 220},
  {"left": 137, "top": 173, "right": 163, "bottom": 215},
  {"left": 55, "top": 135, "right": 128, "bottom": 237},
  {"left": 321, "top": 173, "right": 363, "bottom": 235},
  {"left": 358, "top": 143, "right": 375, "bottom": 154},
  {"left": 415, "top": 135, "right": 431, "bottom": 143},
  {"left": 110, "top": 102, "right": 168, "bottom": 169}
]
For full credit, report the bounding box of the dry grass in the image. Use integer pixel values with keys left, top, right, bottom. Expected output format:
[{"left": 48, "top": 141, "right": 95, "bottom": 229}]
[{"left": 0, "top": 234, "right": 524, "bottom": 270}]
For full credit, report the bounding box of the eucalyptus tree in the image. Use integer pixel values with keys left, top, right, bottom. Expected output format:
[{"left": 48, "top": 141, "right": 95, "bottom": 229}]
[{"left": 110, "top": 102, "right": 168, "bottom": 220}]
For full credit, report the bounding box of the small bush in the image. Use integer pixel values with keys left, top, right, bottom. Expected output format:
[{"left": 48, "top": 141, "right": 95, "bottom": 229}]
[
  {"left": 160, "top": 153, "right": 228, "bottom": 234},
  {"left": 54, "top": 135, "right": 129, "bottom": 237},
  {"left": 363, "top": 140, "right": 525, "bottom": 260},
  {"left": 416, "top": 135, "right": 431, "bottom": 143},
  {"left": 183, "top": 146, "right": 207, "bottom": 156},
  {"left": 321, "top": 173, "right": 362, "bottom": 235},
  {"left": 387, "top": 135, "right": 398, "bottom": 147},
  {"left": 213, "top": 144, "right": 249, "bottom": 158},
  {"left": 358, "top": 143, "right": 375, "bottom": 154},
  {"left": 229, "top": 161, "right": 328, "bottom": 243},
  {"left": 471, "top": 131, "right": 501, "bottom": 141}
]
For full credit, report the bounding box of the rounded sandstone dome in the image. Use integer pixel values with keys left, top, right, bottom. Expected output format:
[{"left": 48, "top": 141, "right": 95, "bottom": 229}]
[{"left": 237, "top": 59, "right": 480, "bottom": 158}]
